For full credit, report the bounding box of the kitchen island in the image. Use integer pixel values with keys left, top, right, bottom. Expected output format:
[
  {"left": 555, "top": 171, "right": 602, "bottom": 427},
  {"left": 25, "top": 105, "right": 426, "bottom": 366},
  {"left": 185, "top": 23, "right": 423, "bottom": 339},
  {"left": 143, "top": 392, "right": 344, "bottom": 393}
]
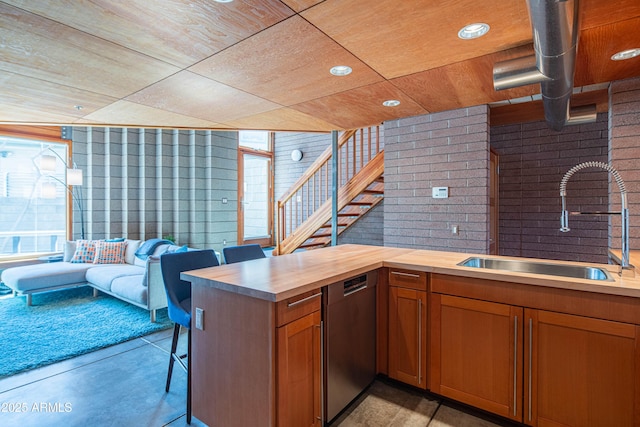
[{"left": 182, "top": 244, "right": 640, "bottom": 426}]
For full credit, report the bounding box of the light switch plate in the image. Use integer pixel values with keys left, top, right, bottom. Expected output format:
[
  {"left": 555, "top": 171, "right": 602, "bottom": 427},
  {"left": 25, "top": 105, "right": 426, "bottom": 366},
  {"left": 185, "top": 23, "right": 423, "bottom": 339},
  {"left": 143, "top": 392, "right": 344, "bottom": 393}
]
[{"left": 195, "top": 307, "right": 204, "bottom": 330}]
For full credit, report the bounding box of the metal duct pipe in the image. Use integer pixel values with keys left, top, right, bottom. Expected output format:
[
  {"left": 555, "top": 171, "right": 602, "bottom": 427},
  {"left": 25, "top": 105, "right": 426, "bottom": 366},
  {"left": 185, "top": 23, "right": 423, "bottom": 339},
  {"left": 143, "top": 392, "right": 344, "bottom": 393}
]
[
  {"left": 566, "top": 104, "right": 597, "bottom": 125},
  {"left": 535, "top": 0, "right": 579, "bottom": 130},
  {"left": 493, "top": 55, "right": 548, "bottom": 90},
  {"left": 492, "top": 0, "right": 595, "bottom": 130}
]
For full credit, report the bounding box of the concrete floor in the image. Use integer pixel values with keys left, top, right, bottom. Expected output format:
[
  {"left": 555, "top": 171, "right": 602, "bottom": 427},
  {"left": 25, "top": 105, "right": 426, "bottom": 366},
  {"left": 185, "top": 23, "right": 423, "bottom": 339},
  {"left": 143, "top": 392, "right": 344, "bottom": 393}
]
[{"left": 0, "top": 328, "right": 516, "bottom": 427}]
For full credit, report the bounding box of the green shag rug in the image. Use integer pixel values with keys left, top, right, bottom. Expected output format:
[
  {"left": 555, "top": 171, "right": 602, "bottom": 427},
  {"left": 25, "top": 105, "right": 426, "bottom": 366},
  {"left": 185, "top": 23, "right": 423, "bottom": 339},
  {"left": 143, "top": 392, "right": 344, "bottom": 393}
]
[{"left": 0, "top": 286, "right": 171, "bottom": 378}]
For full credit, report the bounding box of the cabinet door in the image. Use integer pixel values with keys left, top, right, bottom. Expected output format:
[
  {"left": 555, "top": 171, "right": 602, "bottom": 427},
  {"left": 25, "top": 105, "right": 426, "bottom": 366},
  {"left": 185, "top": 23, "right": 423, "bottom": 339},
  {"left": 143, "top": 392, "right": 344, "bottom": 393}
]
[
  {"left": 430, "top": 294, "right": 523, "bottom": 422},
  {"left": 388, "top": 286, "right": 427, "bottom": 389},
  {"left": 524, "top": 309, "right": 640, "bottom": 427},
  {"left": 277, "top": 310, "right": 321, "bottom": 427}
]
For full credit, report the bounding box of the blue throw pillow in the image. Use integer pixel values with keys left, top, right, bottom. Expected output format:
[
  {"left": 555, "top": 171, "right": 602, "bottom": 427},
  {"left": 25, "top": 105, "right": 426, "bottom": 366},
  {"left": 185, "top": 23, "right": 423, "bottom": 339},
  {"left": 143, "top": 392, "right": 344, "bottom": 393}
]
[
  {"left": 174, "top": 245, "right": 189, "bottom": 253},
  {"left": 105, "top": 237, "right": 125, "bottom": 242}
]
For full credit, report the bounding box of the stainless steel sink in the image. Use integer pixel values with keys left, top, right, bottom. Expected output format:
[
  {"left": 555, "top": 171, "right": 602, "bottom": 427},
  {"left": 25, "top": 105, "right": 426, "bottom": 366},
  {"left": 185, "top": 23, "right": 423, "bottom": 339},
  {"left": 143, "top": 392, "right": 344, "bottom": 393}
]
[{"left": 457, "top": 257, "right": 614, "bottom": 281}]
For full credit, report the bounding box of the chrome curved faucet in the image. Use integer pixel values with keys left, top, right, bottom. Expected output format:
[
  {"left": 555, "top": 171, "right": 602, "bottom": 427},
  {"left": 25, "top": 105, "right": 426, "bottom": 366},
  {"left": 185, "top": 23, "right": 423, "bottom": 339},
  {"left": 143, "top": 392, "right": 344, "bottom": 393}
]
[{"left": 560, "top": 161, "right": 631, "bottom": 275}]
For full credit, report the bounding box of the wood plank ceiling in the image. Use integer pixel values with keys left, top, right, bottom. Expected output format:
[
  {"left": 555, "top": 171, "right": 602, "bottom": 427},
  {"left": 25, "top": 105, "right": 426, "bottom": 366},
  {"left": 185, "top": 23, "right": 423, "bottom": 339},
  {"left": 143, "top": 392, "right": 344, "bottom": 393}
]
[{"left": 1, "top": 0, "right": 639, "bottom": 132}]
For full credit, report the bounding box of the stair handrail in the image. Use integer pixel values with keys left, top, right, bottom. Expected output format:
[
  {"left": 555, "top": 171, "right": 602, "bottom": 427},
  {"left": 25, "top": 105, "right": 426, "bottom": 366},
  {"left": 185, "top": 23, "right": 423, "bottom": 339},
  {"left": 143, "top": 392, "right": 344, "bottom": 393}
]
[{"left": 278, "top": 129, "right": 357, "bottom": 206}]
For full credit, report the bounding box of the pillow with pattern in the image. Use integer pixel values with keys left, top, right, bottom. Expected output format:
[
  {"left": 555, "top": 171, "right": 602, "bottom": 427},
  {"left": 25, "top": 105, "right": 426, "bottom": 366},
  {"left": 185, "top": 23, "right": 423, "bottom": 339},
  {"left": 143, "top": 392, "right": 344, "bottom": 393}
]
[
  {"left": 70, "top": 240, "right": 98, "bottom": 263},
  {"left": 94, "top": 240, "right": 127, "bottom": 264}
]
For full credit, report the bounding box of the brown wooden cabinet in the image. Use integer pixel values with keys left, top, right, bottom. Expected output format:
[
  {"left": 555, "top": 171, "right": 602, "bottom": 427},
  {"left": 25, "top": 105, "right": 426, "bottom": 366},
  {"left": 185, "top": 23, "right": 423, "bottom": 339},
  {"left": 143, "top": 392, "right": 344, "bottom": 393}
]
[
  {"left": 524, "top": 309, "right": 640, "bottom": 427},
  {"left": 430, "top": 293, "right": 523, "bottom": 422},
  {"left": 430, "top": 273, "right": 640, "bottom": 426},
  {"left": 276, "top": 291, "right": 322, "bottom": 427},
  {"left": 388, "top": 269, "right": 428, "bottom": 389}
]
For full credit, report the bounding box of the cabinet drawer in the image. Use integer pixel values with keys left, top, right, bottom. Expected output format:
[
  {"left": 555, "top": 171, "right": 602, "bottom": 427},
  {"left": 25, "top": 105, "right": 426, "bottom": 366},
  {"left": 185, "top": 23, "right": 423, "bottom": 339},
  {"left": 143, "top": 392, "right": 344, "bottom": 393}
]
[
  {"left": 389, "top": 269, "right": 428, "bottom": 291},
  {"left": 276, "top": 289, "right": 322, "bottom": 327}
]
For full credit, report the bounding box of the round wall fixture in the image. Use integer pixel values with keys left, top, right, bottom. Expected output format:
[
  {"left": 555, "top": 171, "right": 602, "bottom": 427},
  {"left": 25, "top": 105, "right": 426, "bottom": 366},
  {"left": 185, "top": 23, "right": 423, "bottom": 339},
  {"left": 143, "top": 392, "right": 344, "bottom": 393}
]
[{"left": 291, "top": 149, "right": 303, "bottom": 162}]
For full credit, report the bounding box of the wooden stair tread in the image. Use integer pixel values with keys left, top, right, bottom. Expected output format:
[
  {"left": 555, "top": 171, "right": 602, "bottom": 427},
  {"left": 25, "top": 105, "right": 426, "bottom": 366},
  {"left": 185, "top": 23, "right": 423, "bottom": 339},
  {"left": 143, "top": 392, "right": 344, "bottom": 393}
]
[
  {"left": 338, "top": 209, "right": 368, "bottom": 218},
  {"left": 312, "top": 231, "right": 332, "bottom": 238},
  {"left": 320, "top": 222, "right": 349, "bottom": 228},
  {"left": 299, "top": 240, "right": 329, "bottom": 248},
  {"left": 363, "top": 181, "right": 384, "bottom": 194}
]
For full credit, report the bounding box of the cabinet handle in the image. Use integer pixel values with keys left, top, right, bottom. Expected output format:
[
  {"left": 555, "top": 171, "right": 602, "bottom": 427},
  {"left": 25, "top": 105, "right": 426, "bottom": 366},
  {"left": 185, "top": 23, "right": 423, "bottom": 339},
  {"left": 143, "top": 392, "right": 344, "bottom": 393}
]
[
  {"left": 513, "top": 315, "right": 518, "bottom": 417},
  {"left": 319, "top": 321, "right": 324, "bottom": 426},
  {"left": 391, "top": 271, "right": 420, "bottom": 278},
  {"left": 528, "top": 317, "right": 533, "bottom": 422},
  {"left": 287, "top": 292, "right": 322, "bottom": 307},
  {"left": 418, "top": 298, "right": 422, "bottom": 385}
]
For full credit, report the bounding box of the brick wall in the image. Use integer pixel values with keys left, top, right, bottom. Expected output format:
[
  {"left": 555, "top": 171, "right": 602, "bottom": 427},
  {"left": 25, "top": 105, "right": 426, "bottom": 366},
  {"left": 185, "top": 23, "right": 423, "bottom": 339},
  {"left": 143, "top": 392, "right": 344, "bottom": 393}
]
[
  {"left": 72, "top": 127, "right": 237, "bottom": 253},
  {"left": 609, "top": 77, "right": 640, "bottom": 256},
  {"left": 491, "top": 114, "right": 609, "bottom": 263},
  {"left": 383, "top": 106, "right": 490, "bottom": 252}
]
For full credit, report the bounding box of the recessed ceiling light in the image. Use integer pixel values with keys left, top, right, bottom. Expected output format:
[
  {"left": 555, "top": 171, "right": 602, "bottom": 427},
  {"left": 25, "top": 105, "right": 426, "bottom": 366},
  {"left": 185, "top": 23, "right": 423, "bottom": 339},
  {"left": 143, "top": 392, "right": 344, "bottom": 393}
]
[
  {"left": 458, "top": 23, "right": 490, "bottom": 40},
  {"left": 330, "top": 65, "right": 352, "bottom": 76},
  {"left": 214, "top": 0, "right": 234, "bottom": 3},
  {"left": 611, "top": 48, "right": 640, "bottom": 61},
  {"left": 383, "top": 100, "right": 401, "bottom": 107}
]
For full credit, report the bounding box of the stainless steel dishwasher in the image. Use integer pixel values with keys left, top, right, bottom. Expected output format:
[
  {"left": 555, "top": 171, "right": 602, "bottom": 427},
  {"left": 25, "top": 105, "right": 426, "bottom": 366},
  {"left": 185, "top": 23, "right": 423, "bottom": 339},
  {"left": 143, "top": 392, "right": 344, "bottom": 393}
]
[{"left": 324, "top": 271, "right": 377, "bottom": 423}]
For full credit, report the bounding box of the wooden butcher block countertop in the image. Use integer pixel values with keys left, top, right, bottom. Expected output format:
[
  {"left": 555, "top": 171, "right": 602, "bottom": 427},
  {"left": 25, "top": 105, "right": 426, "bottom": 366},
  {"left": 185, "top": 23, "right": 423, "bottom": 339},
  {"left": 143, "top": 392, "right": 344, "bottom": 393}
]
[{"left": 181, "top": 244, "right": 640, "bottom": 301}]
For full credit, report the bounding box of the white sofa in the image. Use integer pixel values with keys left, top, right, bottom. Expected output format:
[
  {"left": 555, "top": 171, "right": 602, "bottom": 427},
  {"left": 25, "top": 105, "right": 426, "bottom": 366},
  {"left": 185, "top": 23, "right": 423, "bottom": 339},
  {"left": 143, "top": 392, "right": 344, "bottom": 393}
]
[{"left": 0, "top": 239, "right": 188, "bottom": 322}]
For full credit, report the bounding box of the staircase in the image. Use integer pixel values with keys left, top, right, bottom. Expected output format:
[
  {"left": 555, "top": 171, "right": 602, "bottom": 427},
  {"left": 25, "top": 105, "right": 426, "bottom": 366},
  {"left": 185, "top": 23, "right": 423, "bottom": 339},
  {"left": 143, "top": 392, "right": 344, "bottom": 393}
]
[{"left": 275, "top": 126, "right": 383, "bottom": 256}]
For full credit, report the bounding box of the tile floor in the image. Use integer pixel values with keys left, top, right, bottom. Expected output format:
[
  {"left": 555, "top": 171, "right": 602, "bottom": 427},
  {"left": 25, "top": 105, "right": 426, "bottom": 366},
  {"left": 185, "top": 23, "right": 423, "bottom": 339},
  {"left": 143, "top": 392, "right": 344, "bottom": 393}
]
[
  {"left": 329, "top": 380, "right": 517, "bottom": 427},
  {"left": 0, "top": 329, "right": 517, "bottom": 427}
]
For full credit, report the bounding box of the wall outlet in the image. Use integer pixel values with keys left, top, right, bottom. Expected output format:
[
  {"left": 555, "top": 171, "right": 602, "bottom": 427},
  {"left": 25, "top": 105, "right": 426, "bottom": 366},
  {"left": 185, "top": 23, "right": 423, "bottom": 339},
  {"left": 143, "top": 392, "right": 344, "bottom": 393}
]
[
  {"left": 195, "top": 307, "right": 204, "bottom": 330},
  {"left": 223, "top": 239, "right": 227, "bottom": 245},
  {"left": 222, "top": 197, "right": 228, "bottom": 204},
  {"left": 452, "top": 225, "right": 459, "bottom": 235}
]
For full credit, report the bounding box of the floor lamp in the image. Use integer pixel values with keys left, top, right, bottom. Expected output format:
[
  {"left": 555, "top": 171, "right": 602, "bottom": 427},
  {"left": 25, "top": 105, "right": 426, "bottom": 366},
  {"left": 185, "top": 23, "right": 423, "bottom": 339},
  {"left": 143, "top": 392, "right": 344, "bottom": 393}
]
[{"left": 39, "top": 153, "right": 85, "bottom": 240}]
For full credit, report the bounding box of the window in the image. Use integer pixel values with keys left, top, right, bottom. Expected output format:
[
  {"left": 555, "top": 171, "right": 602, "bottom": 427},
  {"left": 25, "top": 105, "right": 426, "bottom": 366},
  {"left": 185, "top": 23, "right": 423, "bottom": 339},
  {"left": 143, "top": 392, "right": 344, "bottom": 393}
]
[
  {"left": 0, "top": 136, "right": 71, "bottom": 258},
  {"left": 238, "top": 131, "right": 273, "bottom": 246},
  {"left": 239, "top": 130, "right": 271, "bottom": 152}
]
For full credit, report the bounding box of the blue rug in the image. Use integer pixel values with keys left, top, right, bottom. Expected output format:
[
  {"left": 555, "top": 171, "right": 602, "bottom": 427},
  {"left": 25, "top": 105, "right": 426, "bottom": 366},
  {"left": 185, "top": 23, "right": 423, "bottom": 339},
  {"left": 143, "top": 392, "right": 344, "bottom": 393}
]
[{"left": 0, "top": 286, "right": 171, "bottom": 378}]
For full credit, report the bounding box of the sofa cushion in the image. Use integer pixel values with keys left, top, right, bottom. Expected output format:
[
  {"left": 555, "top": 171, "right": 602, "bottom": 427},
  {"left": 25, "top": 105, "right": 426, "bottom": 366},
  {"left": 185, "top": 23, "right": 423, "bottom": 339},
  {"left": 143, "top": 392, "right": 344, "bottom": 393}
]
[
  {"left": 1, "top": 262, "right": 94, "bottom": 292},
  {"left": 70, "top": 240, "right": 98, "bottom": 263},
  {"left": 124, "top": 239, "right": 141, "bottom": 265},
  {"left": 110, "top": 275, "right": 147, "bottom": 305},
  {"left": 85, "top": 264, "right": 145, "bottom": 292},
  {"left": 64, "top": 241, "right": 77, "bottom": 262},
  {"left": 94, "top": 241, "right": 127, "bottom": 264}
]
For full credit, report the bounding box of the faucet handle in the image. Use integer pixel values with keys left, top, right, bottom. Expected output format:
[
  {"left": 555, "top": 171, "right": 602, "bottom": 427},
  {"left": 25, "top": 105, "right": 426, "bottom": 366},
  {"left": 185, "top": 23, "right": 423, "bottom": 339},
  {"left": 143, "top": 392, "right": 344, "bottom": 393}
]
[{"left": 560, "top": 209, "right": 570, "bottom": 232}]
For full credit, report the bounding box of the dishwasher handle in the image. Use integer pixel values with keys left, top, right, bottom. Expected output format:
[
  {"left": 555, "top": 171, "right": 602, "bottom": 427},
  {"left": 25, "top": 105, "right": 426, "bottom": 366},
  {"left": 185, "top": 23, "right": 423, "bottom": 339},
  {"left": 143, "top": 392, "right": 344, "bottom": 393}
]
[{"left": 344, "top": 284, "right": 367, "bottom": 297}]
